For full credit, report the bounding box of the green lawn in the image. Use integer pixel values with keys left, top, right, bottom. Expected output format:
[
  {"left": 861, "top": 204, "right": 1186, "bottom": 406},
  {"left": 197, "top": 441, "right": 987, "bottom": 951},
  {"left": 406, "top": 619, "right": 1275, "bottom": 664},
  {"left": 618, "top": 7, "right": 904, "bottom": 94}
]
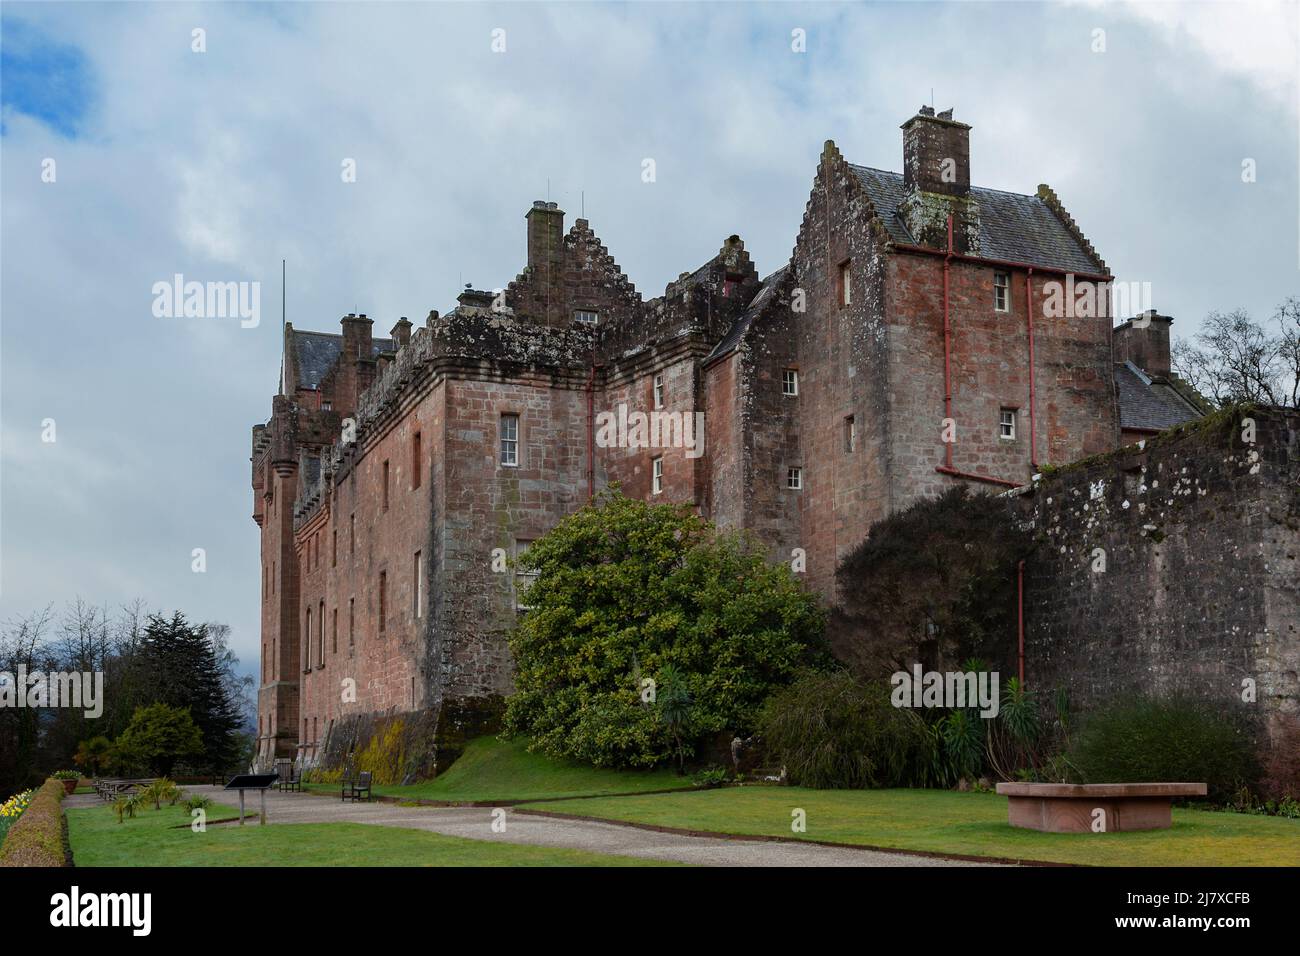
[
  {"left": 66, "top": 801, "right": 671, "bottom": 867},
  {"left": 521, "top": 786, "right": 1300, "bottom": 867},
  {"left": 301, "top": 736, "right": 694, "bottom": 804}
]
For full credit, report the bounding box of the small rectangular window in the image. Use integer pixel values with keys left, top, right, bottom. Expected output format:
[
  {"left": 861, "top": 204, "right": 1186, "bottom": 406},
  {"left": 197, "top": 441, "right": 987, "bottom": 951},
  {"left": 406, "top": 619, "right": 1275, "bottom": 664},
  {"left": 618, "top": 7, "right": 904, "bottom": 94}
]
[
  {"left": 332, "top": 608, "right": 338, "bottom": 654},
  {"left": 378, "top": 571, "right": 387, "bottom": 634},
  {"left": 412, "top": 431, "right": 422, "bottom": 490},
  {"left": 413, "top": 551, "right": 423, "bottom": 618},
  {"left": 787, "top": 467, "right": 803, "bottom": 490},
  {"left": 845, "top": 415, "right": 856, "bottom": 453},
  {"left": 652, "top": 457, "right": 664, "bottom": 495},
  {"left": 382, "top": 460, "right": 390, "bottom": 511},
  {"left": 332, "top": 529, "right": 337, "bottom": 568},
  {"left": 994, "top": 273, "right": 1010, "bottom": 312},
  {"left": 653, "top": 373, "right": 664, "bottom": 409},
  {"left": 574, "top": 309, "right": 599, "bottom": 325},
  {"left": 514, "top": 540, "right": 538, "bottom": 610},
  {"left": 348, "top": 598, "right": 355, "bottom": 648},
  {"left": 501, "top": 414, "right": 519, "bottom": 467},
  {"left": 304, "top": 608, "right": 312, "bottom": 670},
  {"left": 1000, "top": 408, "right": 1017, "bottom": 440},
  {"left": 782, "top": 369, "right": 799, "bottom": 396},
  {"left": 840, "top": 261, "right": 852, "bottom": 306},
  {"left": 350, "top": 514, "right": 356, "bottom": 554}
]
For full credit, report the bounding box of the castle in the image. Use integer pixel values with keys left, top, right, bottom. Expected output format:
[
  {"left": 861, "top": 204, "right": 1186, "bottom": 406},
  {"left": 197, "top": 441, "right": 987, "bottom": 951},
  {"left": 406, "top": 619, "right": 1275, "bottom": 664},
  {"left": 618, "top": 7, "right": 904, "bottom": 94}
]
[{"left": 250, "top": 107, "right": 1203, "bottom": 772}]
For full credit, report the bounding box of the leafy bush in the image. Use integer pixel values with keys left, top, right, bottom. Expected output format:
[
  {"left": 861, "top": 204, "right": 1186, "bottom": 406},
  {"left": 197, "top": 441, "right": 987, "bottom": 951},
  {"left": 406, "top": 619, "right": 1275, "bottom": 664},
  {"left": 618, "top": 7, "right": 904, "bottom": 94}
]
[
  {"left": 759, "top": 670, "right": 942, "bottom": 789},
  {"left": 832, "top": 488, "right": 1030, "bottom": 679},
  {"left": 114, "top": 703, "right": 203, "bottom": 777},
  {"left": 504, "top": 491, "right": 825, "bottom": 768},
  {"left": 690, "top": 766, "right": 732, "bottom": 789},
  {"left": 141, "top": 778, "right": 181, "bottom": 810},
  {"left": 0, "top": 779, "right": 70, "bottom": 867},
  {"left": 73, "top": 736, "right": 114, "bottom": 778},
  {"left": 50, "top": 770, "right": 79, "bottom": 781},
  {"left": 1069, "top": 696, "right": 1258, "bottom": 801},
  {"left": 182, "top": 795, "right": 212, "bottom": 812}
]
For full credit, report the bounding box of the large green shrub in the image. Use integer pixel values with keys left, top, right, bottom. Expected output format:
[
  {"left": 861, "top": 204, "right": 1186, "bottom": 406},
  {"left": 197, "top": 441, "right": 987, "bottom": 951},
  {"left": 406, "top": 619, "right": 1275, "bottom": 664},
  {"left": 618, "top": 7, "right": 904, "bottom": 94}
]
[
  {"left": 503, "top": 491, "right": 825, "bottom": 768},
  {"left": 113, "top": 703, "right": 203, "bottom": 777},
  {"left": 759, "top": 671, "right": 940, "bottom": 789},
  {"left": 1069, "top": 696, "right": 1257, "bottom": 801}
]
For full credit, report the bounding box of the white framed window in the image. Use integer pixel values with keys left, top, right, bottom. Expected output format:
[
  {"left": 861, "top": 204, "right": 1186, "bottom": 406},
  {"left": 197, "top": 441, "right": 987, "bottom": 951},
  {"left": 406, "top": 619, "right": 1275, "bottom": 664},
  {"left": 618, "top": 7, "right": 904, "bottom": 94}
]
[
  {"left": 574, "top": 309, "right": 599, "bottom": 325},
  {"left": 994, "top": 273, "right": 1010, "bottom": 312},
  {"left": 413, "top": 550, "right": 423, "bottom": 618},
  {"left": 787, "top": 467, "right": 802, "bottom": 490},
  {"left": 652, "top": 457, "right": 664, "bottom": 494},
  {"left": 782, "top": 369, "right": 799, "bottom": 396},
  {"left": 840, "top": 261, "right": 852, "bottom": 306},
  {"left": 500, "top": 413, "right": 519, "bottom": 466},
  {"left": 653, "top": 373, "right": 664, "bottom": 409},
  {"left": 1000, "top": 408, "right": 1017, "bottom": 440},
  {"left": 514, "top": 539, "right": 538, "bottom": 610},
  {"left": 845, "top": 415, "right": 856, "bottom": 453}
]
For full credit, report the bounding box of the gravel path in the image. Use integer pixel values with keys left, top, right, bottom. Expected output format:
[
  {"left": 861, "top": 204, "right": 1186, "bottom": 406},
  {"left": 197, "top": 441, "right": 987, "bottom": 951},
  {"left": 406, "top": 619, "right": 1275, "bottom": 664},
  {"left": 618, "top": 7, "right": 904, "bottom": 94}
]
[{"left": 161, "top": 785, "right": 999, "bottom": 867}]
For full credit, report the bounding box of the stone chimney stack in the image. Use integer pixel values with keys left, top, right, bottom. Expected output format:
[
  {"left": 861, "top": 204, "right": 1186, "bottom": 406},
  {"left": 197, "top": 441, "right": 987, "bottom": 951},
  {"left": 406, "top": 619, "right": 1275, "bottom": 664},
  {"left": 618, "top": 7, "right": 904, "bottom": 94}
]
[
  {"left": 390, "top": 317, "right": 412, "bottom": 350},
  {"left": 899, "top": 106, "right": 979, "bottom": 253},
  {"left": 526, "top": 200, "right": 565, "bottom": 278},
  {"left": 1114, "top": 311, "right": 1173, "bottom": 378},
  {"left": 341, "top": 312, "right": 373, "bottom": 362}
]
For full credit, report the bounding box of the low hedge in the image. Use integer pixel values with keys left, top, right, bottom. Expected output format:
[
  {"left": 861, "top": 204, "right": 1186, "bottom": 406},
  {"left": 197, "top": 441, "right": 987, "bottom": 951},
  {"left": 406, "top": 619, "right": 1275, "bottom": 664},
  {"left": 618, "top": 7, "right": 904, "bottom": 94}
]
[{"left": 0, "top": 778, "right": 71, "bottom": 867}]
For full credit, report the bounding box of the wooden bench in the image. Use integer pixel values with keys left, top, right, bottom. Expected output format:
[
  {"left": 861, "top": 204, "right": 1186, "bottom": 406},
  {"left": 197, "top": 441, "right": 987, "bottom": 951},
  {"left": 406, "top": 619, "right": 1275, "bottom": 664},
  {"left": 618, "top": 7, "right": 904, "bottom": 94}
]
[
  {"left": 341, "top": 770, "right": 372, "bottom": 803},
  {"left": 275, "top": 761, "right": 302, "bottom": 793},
  {"left": 996, "top": 782, "right": 1207, "bottom": 832}
]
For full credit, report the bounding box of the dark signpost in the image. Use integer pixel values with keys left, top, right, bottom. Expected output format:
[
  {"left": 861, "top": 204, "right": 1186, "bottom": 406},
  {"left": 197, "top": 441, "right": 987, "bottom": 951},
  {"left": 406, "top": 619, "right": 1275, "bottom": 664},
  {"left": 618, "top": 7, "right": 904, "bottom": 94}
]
[{"left": 223, "top": 773, "right": 280, "bottom": 826}]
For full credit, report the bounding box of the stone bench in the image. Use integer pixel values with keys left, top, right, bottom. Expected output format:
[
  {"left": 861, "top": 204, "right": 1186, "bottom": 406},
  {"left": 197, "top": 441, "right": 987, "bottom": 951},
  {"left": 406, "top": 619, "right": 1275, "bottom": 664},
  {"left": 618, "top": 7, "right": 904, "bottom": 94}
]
[{"left": 995, "top": 782, "right": 1207, "bottom": 832}]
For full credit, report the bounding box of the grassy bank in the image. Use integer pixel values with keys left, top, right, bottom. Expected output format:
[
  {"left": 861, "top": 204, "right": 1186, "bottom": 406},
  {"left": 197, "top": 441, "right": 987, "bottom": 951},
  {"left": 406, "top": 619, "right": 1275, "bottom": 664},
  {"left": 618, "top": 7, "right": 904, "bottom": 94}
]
[
  {"left": 66, "top": 801, "right": 672, "bottom": 867},
  {"left": 521, "top": 786, "right": 1300, "bottom": 867},
  {"left": 302, "top": 736, "right": 693, "bottom": 804}
]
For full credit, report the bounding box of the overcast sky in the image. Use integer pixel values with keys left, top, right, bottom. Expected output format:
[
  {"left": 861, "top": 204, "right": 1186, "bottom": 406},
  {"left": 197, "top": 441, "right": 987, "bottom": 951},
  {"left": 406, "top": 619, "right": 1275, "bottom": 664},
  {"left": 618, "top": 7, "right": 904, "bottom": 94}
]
[{"left": 1, "top": 0, "right": 1296, "bottom": 679}]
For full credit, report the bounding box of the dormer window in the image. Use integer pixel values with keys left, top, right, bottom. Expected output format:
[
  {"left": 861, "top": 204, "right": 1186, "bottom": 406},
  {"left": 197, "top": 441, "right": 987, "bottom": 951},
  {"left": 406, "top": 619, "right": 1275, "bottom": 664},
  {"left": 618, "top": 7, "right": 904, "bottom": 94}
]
[{"left": 574, "top": 309, "right": 599, "bottom": 325}]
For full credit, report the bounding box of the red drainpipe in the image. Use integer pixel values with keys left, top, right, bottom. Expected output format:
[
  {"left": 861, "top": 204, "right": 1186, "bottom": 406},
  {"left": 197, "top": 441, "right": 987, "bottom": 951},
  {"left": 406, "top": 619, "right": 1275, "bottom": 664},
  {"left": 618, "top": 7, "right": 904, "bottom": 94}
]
[
  {"left": 1017, "top": 560, "right": 1026, "bottom": 685},
  {"left": 585, "top": 362, "right": 598, "bottom": 501},
  {"left": 1026, "top": 267, "right": 1039, "bottom": 471},
  {"left": 934, "top": 214, "right": 1021, "bottom": 490},
  {"left": 942, "top": 214, "right": 954, "bottom": 470}
]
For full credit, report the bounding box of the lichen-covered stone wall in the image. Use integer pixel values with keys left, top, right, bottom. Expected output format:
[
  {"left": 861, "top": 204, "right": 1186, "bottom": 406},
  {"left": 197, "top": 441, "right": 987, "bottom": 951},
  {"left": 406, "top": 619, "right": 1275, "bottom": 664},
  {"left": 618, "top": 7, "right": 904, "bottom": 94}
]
[{"left": 1017, "top": 407, "right": 1300, "bottom": 793}]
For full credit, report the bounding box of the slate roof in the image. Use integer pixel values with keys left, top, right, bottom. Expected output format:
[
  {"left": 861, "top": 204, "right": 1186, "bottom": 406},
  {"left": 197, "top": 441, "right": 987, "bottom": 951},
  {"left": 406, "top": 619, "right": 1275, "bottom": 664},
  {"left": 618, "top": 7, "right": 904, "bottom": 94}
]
[
  {"left": 292, "top": 329, "right": 394, "bottom": 389},
  {"left": 849, "top": 165, "right": 1106, "bottom": 276},
  {"left": 706, "top": 265, "right": 788, "bottom": 364},
  {"left": 1114, "top": 361, "right": 1203, "bottom": 432}
]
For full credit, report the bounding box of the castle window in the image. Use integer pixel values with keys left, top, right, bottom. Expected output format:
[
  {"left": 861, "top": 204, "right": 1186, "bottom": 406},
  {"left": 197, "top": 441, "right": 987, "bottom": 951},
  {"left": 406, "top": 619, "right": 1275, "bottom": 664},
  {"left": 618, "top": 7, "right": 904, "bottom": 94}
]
[
  {"left": 332, "top": 608, "right": 338, "bottom": 654},
  {"left": 514, "top": 540, "right": 538, "bottom": 610},
  {"left": 1000, "top": 408, "right": 1017, "bottom": 440},
  {"left": 322, "top": 401, "right": 332, "bottom": 411},
  {"left": 332, "top": 529, "right": 337, "bottom": 568},
  {"left": 574, "top": 309, "right": 599, "bottom": 325},
  {"left": 994, "top": 273, "right": 1010, "bottom": 312},
  {"left": 348, "top": 598, "right": 355, "bottom": 648},
  {"left": 501, "top": 414, "right": 519, "bottom": 467},
  {"left": 782, "top": 369, "right": 799, "bottom": 396},
  {"left": 382, "top": 460, "right": 390, "bottom": 511},
  {"left": 413, "top": 551, "right": 423, "bottom": 618},
  {"left": 787, "top": 467, "right": 803, "bottom": 490},
  {"left": 840, "top": 261, "right": 852, "bottom": 306},
  {"left": 412, "top": 431, "right": 422, "bottom": 490},
  {"left": 379, "top": 571, "right": 387, "bottom": 634},
  {"left": 318, "top": 600, "right": 325, "bottom": 666},
  {"left": 652, "top": 457, "right": 664, "bottom": 495},
  {"left": 304, "top": 608, "right": 312, "bottom": 671},
  {"left": 350, "top": 514, "right": 356, "bottom": 554},
  {"left": 845, "top": 415, "right": 856, "bottom": 453},
  {"left": 653, "top": 373, "right": 665, "bottom": 409}
]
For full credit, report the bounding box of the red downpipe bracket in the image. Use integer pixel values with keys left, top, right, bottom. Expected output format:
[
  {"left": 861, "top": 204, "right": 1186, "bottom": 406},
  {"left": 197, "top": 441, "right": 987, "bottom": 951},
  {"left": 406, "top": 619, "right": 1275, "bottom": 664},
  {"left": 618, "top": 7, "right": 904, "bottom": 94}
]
[
  {"left": 1026, "top": 267, "right": 1039, "bottom": 470},
  {"left": 1017, "top": 560, "right": 1026, "bottom": 685}
]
